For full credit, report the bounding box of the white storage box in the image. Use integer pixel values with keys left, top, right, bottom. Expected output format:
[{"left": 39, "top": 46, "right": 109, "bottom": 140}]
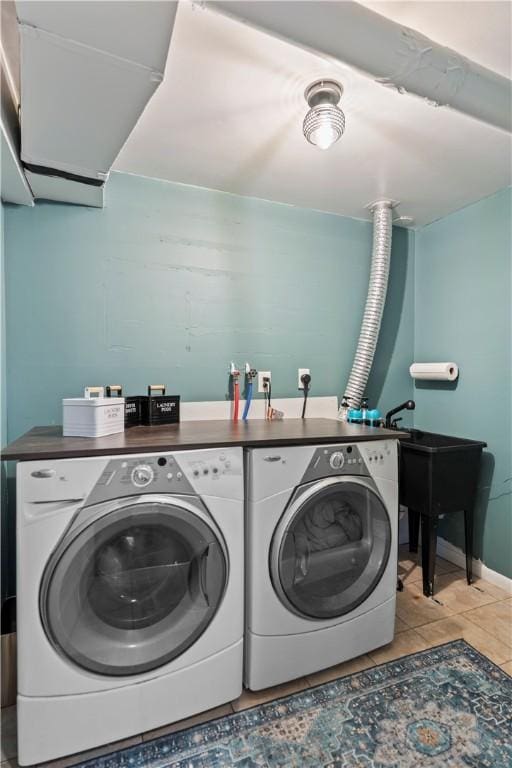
[{"left": 63, "top": 387, "right": 125, "bottom": 437}]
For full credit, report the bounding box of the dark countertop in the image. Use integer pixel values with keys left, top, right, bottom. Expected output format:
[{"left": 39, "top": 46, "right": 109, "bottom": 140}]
[{"left": 1, "top": 419, "right": 408, "bottom": 462}]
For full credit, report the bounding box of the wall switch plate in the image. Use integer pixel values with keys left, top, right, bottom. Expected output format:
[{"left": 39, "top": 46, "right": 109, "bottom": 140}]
[
  {"left": 298, "top": 368, "right": 310, "bottom": 389},
  {"left": 258, "top": 371, "right": 271, "bottom": 393}
]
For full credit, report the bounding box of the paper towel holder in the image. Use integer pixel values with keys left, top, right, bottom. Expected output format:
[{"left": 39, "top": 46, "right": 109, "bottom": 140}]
[{"left": 409, "top": 363, "right": 459, "bottom": 382}]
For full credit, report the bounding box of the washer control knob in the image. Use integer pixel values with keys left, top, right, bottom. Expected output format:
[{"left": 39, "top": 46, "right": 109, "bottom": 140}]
[
  {"left": 329, "top": 451, "right": 345, "bottom": 470},
  {"left": 131, "top": 464, "right": 154, "bottom": 487}
]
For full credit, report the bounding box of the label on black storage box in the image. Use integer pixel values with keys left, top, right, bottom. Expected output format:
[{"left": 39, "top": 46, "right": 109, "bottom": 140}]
[
  {"left": 123, "top": 396, "right": 142, "bottom": 427},
  {"left": 140, "top": 395, "right": 180, "bottom": 425}
]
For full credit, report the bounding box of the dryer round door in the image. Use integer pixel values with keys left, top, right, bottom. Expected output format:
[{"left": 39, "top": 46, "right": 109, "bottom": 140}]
[
  {"left": 270, "top": 477, "right": 391, "bottom": 620},
  {"left": 40, "top": 496, "right": 228, "bottom": 676}
]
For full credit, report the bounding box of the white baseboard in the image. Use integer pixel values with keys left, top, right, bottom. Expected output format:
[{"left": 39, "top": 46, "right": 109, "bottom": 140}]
[
  {"left": 436, "top": 536, "right": 512, "bottom": 594},
  {"left": 180, "top": 396, "right": 339, "bottom": 421}
]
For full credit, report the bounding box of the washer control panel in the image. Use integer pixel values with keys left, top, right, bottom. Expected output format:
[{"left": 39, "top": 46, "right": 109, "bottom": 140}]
[{"left": 85, "top": 448, "right": 243, "bottom": 506}]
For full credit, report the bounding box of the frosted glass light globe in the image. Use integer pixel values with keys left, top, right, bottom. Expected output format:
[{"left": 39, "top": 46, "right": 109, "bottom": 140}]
[
  {"left": 303, "top": 104, "right": 345, "bottom": 149},
  {"left": 303, "top": 80, "right": 345, "bottom": 149}
]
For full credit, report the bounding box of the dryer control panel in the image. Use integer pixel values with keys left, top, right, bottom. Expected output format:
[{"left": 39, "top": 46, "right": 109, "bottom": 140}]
[
  {"left": 358, "top": 441, "right": 398, "bottom": 481},
  {"left": 301, "top": 444, "right": 367, "bottom": 484},
  {"left": 301, "top": 440, "right": 397, "bottom": 485}
]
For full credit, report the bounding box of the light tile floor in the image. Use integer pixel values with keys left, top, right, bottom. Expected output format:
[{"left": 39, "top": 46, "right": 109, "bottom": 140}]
[{"left": 2, "top": 545, "right": 511, "bottom": 768}]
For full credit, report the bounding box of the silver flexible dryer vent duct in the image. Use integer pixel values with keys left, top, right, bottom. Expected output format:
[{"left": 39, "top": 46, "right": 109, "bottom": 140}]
[{"left": 338, "top": 200, "right": 393, "bottom": 420}]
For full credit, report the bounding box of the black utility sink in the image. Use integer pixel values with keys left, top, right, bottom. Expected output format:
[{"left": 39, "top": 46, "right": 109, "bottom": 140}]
[
  {"left": 401, "top": 429, "right": 484, "bottom": 452},
  {"left": 399, "top": 429, "right": 486, "bottom": 597}
]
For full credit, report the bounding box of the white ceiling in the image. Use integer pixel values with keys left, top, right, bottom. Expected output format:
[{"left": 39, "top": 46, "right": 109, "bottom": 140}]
[
  {"left": 361, "top": 1, "right": 512, "bottom": 79},
  {"left": 114, "top": 1, "right": 512, "bottom": 227}
]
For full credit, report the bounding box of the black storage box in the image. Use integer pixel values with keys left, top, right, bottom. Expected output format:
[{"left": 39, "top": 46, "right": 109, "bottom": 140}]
[
  {"left": 106, "top": 385, "right": 142, "bottom": 428},
  {"left": 140, "top": 385, "right": 180, "bottom": 426}
]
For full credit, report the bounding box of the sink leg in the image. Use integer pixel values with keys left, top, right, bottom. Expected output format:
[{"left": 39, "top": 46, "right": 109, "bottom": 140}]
[
  {"left": 408, "top": 509, "right": 419, "bottom": 553},
  {"left": 464, "top": 508, "right": 473, "bottom": 585},
  {"left": 421, "top": 514, "right": 438, "bottom": 597}
]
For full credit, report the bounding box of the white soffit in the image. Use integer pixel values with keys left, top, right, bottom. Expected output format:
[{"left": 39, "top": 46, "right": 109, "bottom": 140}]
[
  {"left": 24, "top": 170, "right": 103, "bottom": 207},
  {"left": 1, "top": 66, "right": 33, "bottom": 206},
  {"left": 1, "top": 127, "right": 34, "bottom": 206},
  {"left": 15, "top": 0, "right": 176, "bottom": 72},
  {"left": 1, "top": 1, "right": 20, "bottom": 105},
  {"left": 19, "top": 25, "right": 164, "bottom": 179},
  {"left": 114, "top": 1, "right": 512, "bottom": 227},
  {"left": 15, "top": 0, "right": 177, "bottom": 205}
]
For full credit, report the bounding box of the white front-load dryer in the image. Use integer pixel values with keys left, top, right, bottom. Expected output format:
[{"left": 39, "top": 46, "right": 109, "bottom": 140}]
[
  {"left": 16, "top": 447, "right": 244, "bottom": 765},
  {"left": 245, "top": 440, "right": 398, "bottom": 690}
]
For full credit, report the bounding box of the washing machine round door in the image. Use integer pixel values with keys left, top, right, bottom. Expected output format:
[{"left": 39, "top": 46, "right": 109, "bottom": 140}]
[
  {"left": 40, "top": 496, "right": 228, "bottom": 676},
  {"left": 270, "top": 477, "right": 391, "bottom": 620}
]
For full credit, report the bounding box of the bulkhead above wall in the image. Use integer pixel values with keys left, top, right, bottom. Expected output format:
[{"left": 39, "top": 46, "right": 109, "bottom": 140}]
[{"left": 14, "top": 0, "right": 178, "bottom": 207}]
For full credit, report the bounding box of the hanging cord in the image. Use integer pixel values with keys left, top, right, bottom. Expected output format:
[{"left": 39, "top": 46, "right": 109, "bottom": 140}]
[
  {"left": 301, "top": 389, "right": 309, "bottom": 419},
  {"left": 263, "top": 377, "right": 272, "bottom": 419},
  {"left": 301, "top": 373, "right": 311, "bottom": 419}
]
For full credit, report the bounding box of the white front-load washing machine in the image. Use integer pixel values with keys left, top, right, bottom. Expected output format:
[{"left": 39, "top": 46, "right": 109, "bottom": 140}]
[
  {"left": 245, "top": 440, "right": 398, "bottom": 690},
  {"left": 16, "top": 447, "right": 244, "bottom": 765}
]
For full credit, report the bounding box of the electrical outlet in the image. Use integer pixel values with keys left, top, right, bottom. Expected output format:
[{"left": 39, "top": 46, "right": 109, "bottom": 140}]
[
  {"left": 298, "top": 368, "right": 310, "bottom": 389},
  {"left": 258, "top": 371, "right": 271, "bottom": 393}
]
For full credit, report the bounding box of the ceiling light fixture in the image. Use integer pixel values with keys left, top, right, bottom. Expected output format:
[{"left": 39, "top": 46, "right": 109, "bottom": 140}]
[{"left": 303, "top": 79, "right": 345, "bottom": 150}]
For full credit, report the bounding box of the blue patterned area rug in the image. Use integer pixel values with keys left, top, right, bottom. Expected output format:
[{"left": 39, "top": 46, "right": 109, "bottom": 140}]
[{"left": 80, "top": 641, "right": 511, "bottom": 768}]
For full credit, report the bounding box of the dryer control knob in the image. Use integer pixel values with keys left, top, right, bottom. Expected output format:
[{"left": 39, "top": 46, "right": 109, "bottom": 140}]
[
  {"left": 329, "top": 451, "right": 345, "bottom": 470},
  {"left": 131, "top": 464, "right": 154, "bottom": 487}
]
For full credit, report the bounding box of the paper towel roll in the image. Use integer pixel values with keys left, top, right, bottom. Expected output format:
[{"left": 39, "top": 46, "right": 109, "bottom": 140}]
[{"left": 409, "top": 362, "right": 459, "bottom": 381}]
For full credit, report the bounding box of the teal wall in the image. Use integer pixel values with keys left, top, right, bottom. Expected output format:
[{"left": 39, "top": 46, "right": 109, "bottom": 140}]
[
  {"left": 1, "top": 201, "right": 5, "bottom": 445},
  {"left": 3, "top": 172, "right": 511, "bottom": 579},
  {"left": 414, "top": 187, "right": 512, "bottom": 578},
  {"left": 3, "top": 172, "right": 414, "bottom": 443},
  {"left": 1, "top": 200, "right": 12, "bottom": 603}
]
